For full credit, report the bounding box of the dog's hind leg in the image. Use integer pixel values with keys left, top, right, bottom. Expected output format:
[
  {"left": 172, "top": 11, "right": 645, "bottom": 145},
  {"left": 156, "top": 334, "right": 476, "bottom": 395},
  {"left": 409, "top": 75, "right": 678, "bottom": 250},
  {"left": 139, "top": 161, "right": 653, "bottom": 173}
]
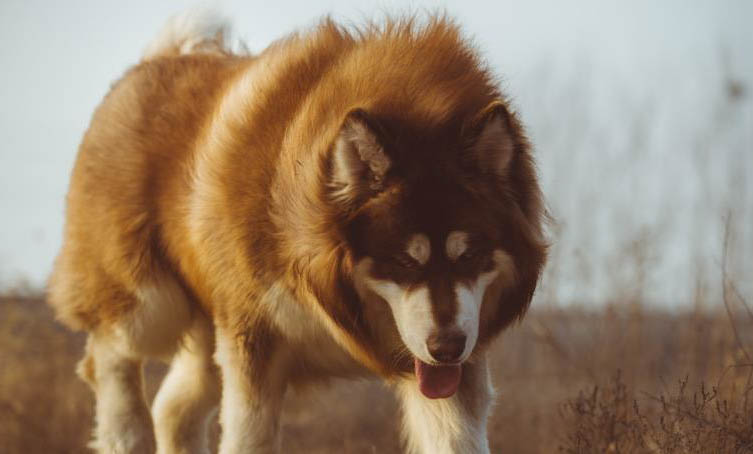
[
  {"left": 73, "top": 273, "right": 194, "bottom": 454},
  {"left": 78, "top": 334, "right": 156, "bottom": 454},
  {"left": 396, "top": 353, "right": 494, "bottom": 454},
  {"left": 152, "top": 315, "right": 220, "bottom": 454}
]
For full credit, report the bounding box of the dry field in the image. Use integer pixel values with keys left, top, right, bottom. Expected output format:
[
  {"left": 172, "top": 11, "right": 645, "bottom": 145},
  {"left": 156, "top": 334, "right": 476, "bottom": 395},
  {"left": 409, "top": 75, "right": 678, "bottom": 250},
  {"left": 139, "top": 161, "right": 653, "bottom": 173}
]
[{"left": 1, "top": 293, "right": 751, "bottom": 454}]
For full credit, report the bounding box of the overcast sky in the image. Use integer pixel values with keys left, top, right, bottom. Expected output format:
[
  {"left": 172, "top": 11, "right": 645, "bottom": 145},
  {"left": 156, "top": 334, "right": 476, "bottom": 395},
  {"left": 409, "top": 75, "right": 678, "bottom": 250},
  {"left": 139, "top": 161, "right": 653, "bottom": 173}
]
[{"left": 1, "top": 1, "right": 751, "bottom": 304}]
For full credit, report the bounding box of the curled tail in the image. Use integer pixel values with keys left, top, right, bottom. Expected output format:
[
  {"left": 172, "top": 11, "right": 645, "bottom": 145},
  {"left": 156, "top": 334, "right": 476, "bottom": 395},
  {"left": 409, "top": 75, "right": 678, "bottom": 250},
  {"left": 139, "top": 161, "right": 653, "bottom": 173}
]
[{"left": 142, "top": 9, "right": 232, "bottom": 61}]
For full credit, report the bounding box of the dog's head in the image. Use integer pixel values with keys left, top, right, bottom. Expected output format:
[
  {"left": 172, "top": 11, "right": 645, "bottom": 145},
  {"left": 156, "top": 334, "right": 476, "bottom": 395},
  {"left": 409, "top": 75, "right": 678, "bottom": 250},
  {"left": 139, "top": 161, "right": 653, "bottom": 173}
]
[{"left": 328, "top": 101, "right": 547, "bottom": 398}]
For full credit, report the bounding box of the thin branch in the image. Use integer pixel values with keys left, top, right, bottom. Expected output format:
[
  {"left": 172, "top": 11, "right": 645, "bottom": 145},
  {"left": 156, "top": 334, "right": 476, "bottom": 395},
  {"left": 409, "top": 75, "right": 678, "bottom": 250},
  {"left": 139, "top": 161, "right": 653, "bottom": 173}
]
[
  {"left": 640, "top": 391, "right": 751, "bottom": 445},
  {"left": 720, "top": 213, "right": 753, "bottom": 413},
  {"left": 721, "top": 214, "right": 751, "bottom": 364},
  {"left": 730, "top": 282, "right": 753, "bottom": 321}
]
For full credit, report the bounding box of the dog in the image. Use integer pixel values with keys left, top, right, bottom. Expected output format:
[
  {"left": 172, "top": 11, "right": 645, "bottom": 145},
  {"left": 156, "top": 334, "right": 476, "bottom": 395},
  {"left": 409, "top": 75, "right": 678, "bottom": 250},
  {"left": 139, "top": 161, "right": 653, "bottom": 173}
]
[{"left": 48, "top": 10, "right": 547, "bottom": 454}]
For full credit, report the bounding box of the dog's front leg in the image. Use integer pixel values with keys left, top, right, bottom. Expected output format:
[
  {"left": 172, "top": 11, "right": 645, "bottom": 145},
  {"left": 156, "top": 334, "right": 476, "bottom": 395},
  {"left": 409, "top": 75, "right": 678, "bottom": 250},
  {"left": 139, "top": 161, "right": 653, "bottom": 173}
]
[
  {"left": 215, "top": 327, "right": 288, "bottom": 454},
  {"left": 396, "top": 353, "right": 494, "bottom": 454}
]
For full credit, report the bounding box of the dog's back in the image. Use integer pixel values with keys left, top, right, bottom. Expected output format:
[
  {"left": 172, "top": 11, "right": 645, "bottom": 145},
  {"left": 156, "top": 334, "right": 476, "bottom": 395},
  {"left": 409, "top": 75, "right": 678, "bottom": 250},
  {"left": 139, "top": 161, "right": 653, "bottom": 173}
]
[
  {"left": 49, "top": 55, "right": 241, "bottom": 324},
  {"left": 49, "top": 12, "right": 239, "bottom": 323}
]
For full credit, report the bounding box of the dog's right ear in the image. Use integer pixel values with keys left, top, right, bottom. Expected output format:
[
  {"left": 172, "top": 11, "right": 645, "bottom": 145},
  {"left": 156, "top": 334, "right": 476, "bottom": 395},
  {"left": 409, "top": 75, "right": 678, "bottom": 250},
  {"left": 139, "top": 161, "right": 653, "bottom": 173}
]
[{"left": 329, "top": 109, "right": 391, "bottom": 208}]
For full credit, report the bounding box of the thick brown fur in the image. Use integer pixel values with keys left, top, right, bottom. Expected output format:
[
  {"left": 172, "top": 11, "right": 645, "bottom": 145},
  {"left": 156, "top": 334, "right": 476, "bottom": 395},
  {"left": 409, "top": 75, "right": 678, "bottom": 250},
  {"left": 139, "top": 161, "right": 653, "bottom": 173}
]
[{"left": 48, "top": 13, "right": 546, "bottom": 453}]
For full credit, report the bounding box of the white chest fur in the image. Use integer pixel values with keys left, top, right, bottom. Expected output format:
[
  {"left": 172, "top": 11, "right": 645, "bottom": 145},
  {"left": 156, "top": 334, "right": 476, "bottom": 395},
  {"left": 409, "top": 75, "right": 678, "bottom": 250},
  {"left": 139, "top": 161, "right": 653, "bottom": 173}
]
[{"left": 262, "top": 281, "right": 366, "bottom": 377}]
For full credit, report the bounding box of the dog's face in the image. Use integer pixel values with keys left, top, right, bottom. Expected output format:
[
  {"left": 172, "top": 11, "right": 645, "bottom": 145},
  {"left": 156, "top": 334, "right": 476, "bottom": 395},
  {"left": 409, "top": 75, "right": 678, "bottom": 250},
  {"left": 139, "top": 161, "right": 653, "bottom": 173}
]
[
  {"left": 350, "top": 192, "right": 517, "bottom": 367},
  {"left": 330, "top": 103, "right": 540, "bottom": 398}
]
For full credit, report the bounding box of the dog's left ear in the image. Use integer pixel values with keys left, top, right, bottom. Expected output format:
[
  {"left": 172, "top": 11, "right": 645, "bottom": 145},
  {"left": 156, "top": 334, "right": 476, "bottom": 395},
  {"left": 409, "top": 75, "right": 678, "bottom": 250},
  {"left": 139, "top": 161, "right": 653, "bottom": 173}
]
[
  {"left": 329, "top": 109, "right": 391, "bottom": 207},
  {"left": 467, "top": 100, "right": 519, "bottom": 177}
]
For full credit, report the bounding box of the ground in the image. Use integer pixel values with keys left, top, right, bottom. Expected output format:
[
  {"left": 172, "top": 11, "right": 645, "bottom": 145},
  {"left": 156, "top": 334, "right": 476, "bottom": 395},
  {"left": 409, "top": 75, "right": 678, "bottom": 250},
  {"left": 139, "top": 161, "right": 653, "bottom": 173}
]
[{"left": 1, "top": 294, "right": 751, "bottom": 453}]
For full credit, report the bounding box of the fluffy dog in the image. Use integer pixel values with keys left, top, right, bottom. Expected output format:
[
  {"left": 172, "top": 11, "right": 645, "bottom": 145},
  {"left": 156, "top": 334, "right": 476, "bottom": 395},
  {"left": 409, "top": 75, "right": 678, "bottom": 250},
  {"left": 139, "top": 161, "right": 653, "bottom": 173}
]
[{"left": 49, "top": 10, "right": 547, "bottom": 454}]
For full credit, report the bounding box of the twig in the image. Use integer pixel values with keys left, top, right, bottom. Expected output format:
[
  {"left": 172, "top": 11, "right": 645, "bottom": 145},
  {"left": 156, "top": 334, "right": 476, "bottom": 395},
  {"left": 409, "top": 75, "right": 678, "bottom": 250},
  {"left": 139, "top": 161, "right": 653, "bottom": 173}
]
[
  {"left": 640, "top": 391, "right": 751, "bottom": 445},
  {"left": 720, "top": 214, "right": 751, "bottom": 364},
  {"left": 721, "top": 214, "right": 753, "bottom": 413},
  {"left": 730, "top": 283, "right": 753, "bottom": 321},
  {"left": 715, "top": 363, "right": 753, "bottom": 388}
]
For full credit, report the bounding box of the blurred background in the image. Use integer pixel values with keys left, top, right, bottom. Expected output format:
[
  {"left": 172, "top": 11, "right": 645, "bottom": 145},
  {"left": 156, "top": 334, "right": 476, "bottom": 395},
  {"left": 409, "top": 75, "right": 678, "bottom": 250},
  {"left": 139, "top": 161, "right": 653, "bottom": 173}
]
[{"left": 1, "top": 1, "right": 751, "bottom": 453}]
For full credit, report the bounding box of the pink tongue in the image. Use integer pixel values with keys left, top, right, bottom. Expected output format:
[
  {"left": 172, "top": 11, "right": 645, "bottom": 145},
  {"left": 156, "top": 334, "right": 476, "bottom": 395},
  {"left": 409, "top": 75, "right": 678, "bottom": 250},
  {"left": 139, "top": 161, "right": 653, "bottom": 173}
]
[{"left": 414, "top": 358, "right": 462, "bottom": 399}]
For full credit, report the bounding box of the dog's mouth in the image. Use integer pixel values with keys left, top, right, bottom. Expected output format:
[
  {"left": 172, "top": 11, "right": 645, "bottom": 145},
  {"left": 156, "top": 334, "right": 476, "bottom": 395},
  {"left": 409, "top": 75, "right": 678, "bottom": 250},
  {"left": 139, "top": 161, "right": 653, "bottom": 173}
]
[{"left": 414, "top": 358, "right": 462, "bottom": 399}]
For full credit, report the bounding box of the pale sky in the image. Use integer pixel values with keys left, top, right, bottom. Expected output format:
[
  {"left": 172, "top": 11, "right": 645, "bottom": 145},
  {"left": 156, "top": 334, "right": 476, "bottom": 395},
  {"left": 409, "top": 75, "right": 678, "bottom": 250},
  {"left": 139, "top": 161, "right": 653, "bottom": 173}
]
[{"left": 1, "top": 0, "right": 751, "bottom": 304}]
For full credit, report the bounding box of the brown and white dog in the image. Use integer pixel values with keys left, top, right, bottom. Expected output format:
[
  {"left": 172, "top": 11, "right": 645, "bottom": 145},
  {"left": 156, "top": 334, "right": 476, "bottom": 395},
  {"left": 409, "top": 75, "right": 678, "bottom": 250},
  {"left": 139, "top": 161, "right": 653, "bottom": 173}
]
[{"left": 48, "top": 10, "right": 547, "bottom": 454}]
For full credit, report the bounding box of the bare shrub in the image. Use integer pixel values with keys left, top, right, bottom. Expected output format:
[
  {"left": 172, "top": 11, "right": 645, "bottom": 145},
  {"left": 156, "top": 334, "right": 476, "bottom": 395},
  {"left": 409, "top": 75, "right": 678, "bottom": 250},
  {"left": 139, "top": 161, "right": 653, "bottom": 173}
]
[
  {"left": 558, "top": 371, "right": 644, "bottom": 454},
  {"left": 560, "top": 371, "right": 753, "bottom": 454}
]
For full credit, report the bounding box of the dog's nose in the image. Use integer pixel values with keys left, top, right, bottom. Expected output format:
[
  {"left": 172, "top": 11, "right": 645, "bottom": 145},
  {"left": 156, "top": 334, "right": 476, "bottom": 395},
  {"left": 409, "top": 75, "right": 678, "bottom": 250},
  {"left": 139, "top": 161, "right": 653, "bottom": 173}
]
[{"left": 426, "top": 331, "right": 467, "bottom": 363}]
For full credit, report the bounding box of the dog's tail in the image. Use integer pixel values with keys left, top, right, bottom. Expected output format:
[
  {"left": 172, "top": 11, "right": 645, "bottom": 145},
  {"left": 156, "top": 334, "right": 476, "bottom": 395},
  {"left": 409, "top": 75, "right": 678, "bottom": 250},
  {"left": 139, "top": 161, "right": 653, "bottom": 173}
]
[{"left": 142, "top": 9, "right": 232, "bottom": 61}]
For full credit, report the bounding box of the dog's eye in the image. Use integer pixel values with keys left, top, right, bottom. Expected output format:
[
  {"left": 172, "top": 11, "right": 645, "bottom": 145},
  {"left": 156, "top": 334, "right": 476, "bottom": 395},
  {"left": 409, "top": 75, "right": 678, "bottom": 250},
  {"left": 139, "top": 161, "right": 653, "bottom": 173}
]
[
  {"left": 390, "top": 253, "right": 419, "bottom": 269},
  {"left": 458, "top": 247, "right": 488, "bottom": 264},
  {"left": 458, "top": 249, "right": 477, "bottom": 261}
]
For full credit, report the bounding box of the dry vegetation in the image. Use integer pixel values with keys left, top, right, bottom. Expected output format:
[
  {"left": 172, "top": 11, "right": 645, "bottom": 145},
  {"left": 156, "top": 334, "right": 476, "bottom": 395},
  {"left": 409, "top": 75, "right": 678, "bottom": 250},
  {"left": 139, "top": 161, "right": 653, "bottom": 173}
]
[{"left": 1, "top": 290, "right": 751, "bottom": 453}]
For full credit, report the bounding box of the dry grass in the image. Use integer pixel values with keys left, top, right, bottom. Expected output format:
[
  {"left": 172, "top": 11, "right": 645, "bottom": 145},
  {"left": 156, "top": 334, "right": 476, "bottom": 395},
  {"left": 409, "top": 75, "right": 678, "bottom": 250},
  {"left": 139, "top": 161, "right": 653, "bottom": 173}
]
[
  {"left": 560, "top": 371, "right": 753, "bottom": 453},
  {"left": 1, "top": 293, "right": 752, "bottom": 453}
]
